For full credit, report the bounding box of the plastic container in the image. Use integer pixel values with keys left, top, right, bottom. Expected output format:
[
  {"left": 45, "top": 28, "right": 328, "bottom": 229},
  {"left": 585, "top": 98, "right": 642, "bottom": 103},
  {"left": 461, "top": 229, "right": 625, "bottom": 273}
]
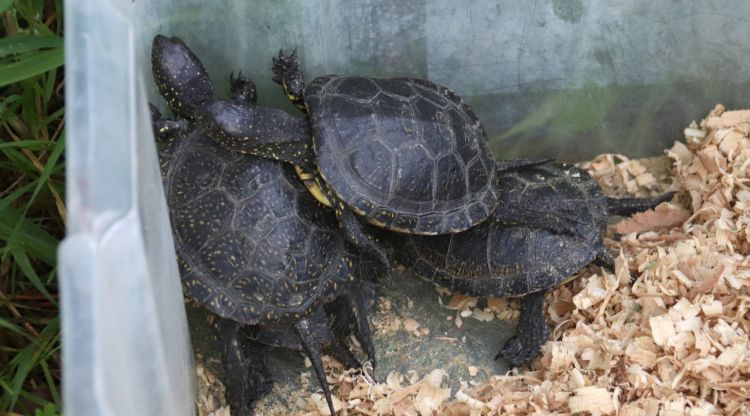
[
  {"left": 60, "top": 1, "right": 750, "bottom": 414},
  {"left": 60, "top": 1, "right": 194, "bottom": 415}
]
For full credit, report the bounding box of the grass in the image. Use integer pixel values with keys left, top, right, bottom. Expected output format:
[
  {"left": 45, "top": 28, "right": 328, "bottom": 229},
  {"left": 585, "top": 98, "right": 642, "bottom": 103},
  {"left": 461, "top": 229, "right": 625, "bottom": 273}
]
[{"left": 1, "top": 0, "right": 65, "bottom": 415}]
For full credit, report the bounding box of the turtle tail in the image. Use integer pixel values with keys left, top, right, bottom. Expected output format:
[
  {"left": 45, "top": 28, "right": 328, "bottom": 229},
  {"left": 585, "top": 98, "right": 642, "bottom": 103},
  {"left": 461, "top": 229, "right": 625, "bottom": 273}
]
[
  {"left": 495, "top": 158, "right": 554, "bottom": 175},
  {"left": 606, "top": 192, "right": 675, "bottom": 216},
  {"left": 295, "top": 318, "right": 337, "bottom": 416}
]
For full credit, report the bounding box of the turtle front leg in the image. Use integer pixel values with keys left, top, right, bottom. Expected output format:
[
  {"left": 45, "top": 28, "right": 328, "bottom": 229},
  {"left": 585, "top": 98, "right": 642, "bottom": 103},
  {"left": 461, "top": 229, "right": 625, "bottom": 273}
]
[
  {"left": 215, "top": 317, "right": 273, "bottom": 415},
  {"left": 338, "top": 209, "right": 391, "bottom": 272},
  {"left": 318, "top": 180, "right": 391, "bottom": 271},
  {"left": 272, "top": 49, "right": 307, "bottom": 112},
  {"left": 496, "top": 291, "right": 549, "bottom": 367},
  {"left": 149, "top": 103, "right": 188, "bottom": 141},
  {"left": 197, "top": 98, "right": 315, "bottom": 166}
]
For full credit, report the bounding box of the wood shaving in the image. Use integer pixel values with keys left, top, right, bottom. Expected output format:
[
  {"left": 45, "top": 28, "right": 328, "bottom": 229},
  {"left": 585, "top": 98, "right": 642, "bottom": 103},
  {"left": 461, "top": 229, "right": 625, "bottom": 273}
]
[
  {"left": 195, "top": 362, "right": 229, "bottom": 416},
  {"left": 403, "top": 318, "right": 420, "bottom": 333},
  {"left": 614, "top": 204, "right": 691, "bottom": 234}
]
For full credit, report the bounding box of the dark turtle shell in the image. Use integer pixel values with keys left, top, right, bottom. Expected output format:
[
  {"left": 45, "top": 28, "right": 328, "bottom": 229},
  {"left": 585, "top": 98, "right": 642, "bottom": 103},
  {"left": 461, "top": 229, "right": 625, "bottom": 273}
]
[
  {"left": 160, "top": 123, "right": 376, "bottom": 325},
  {"left": 389, "top": 162, "right": 608, "bottom": 296},
  {"left": 305, "top": 75, "right": 498, "bottom": 235}
]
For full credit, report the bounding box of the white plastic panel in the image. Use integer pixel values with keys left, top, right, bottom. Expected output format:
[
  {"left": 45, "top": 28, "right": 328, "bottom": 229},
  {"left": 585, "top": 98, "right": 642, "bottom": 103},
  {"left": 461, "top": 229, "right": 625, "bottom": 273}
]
[{"left": 60, "top": 0, "right": 194, "bottom": 415}]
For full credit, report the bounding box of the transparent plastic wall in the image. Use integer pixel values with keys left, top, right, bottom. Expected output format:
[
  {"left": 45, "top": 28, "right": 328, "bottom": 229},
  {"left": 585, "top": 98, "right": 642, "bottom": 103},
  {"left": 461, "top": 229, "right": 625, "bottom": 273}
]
[
  {"left": 61, "top": 0, "right": 750, "bottom": 415},
  {"left": 139, "top": 0, "right": 750, "bottom": 160},
  {"left": 60, "top": 0, "right": 194, "bottom": 415}
]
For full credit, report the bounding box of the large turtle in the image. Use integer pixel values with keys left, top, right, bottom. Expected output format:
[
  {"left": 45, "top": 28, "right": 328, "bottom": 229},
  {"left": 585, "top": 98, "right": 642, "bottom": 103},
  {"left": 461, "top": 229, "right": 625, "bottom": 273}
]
[
  {"left": 151, "top": 37, "right": 548, "bottom": 266},
  {"left": 151, "top": 60, "right": 381, "bottom": 415},
  {"left": 387, "top": 161, "right": 674, "bottom": 365}
]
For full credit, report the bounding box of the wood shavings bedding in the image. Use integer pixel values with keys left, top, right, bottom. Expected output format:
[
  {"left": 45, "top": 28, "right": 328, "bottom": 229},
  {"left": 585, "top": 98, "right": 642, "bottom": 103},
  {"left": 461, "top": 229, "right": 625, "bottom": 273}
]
[{"left": 441, "top": 104, "right": 750, "bottom": 416}]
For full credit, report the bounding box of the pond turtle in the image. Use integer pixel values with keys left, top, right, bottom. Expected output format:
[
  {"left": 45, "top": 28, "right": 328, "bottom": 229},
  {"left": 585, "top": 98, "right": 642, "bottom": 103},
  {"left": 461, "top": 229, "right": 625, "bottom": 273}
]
[
  {"left": 152, "top": 37, "right": 558, "bottom": 271},
  {"left": 162, "top": 41, "right": 549, "bottom": 265},
  {"left": 151, "top": 71, "right": 380, "bottom": 415},
  {"left": 387, "top": 161, "right": 674, "bottom": 365}
]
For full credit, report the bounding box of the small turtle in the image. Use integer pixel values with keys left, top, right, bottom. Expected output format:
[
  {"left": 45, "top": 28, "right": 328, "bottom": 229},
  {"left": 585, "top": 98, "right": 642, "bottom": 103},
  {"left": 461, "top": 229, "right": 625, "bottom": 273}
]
[
  {"left": 151, "top": 70, "right": 380, "bottom": 415},
  {"left": 151, "top": 37, "right": 547, "bottom": 267},
  {"left": 387, "top": 161, "right": 674, "bottom": 366}
]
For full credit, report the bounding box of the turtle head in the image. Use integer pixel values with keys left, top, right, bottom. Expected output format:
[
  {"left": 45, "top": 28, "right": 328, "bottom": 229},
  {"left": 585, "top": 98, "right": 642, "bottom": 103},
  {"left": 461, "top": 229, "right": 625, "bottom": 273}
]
[{"left": 151, "top": 35, "right": 214, "bottom": 120}]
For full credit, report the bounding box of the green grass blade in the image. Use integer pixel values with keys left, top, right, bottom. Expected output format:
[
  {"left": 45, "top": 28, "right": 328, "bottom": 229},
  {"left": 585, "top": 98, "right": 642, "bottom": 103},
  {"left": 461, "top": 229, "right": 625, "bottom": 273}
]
[
  {"left": 0, "top": 49, "right": 63, "bottom": 88},
  {"left": 0, "top": 182, "right": 37, "bottom": 212},
  {"left": 0, "top": 2, "right": 64, "bottom": 414},
  {"left": 12, "top": 3, "right": 54, "bottom": 36},
  {"left": 5, "top": 346, "right": 34, "bottom": 410},
  {"left": 0, "top": 206, "right": 59, "bottom": 266},
  {"left": 42, "top": 65, "right": 56, "bottom": 104},
  {"left": 0, "top": 317, "right": 60, "bottom": 410},
  {"left": 0, "top": 0, "right": 13, "bottom": 13},
  {"left": 39, "top": 362, "right": 60, "bottom": 407},
  {"left": 11, "top": 249, "right": 56, "bottom": 304},
  {"left": 5, "top": 133, "right": 65, "bottom": 254},
  {"left": 0, "top": 35, "right": 63, "bottom": 57},
  {"left": 0, "top": 316, "right": 30, "bottom": 339},
  {"left": 0, "top": 141, "right": 54, "bottom": 151},
  {"left": 24, "top": 133, "right": 65, "bottom": 209}
]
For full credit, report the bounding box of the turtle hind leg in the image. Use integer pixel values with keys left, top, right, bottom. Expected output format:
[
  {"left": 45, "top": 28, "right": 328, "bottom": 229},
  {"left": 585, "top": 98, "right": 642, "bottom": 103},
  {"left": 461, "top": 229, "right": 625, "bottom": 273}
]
[
  {"left": 496, "top": 291, "right": 550, "bottom": 367},
  {"left": 230, "top": 71, "right": 258, "bottom": 104},
  {"left": 272, "top": 49, "right": 307, "bottom": 112},
  {"left": 295, "top": 318, "right": 337, "bottom": 416},
  {"left": 606, "top": 191, "right": 675, "bottom": 216},
  {"left": 328, "top": 291, "right": 377, "bottom": 367},
  {"left": 215, "top": 318, "right": 273, "bottom": 415},
  {"left": 327, "top": 343, "right": 362, "bottom": 370}
]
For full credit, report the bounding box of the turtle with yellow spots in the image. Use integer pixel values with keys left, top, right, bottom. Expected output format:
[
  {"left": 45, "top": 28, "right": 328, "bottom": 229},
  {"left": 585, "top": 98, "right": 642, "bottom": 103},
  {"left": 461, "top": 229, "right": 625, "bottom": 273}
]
[
  {"left": 163, "top": 39, "right": 548, "bottom": 270},
  {"left": 387, "top": 161, "right": 674, "bottom": 366},
  {"left": 151, "top": 37, "right": 381, "bottom": 416}
]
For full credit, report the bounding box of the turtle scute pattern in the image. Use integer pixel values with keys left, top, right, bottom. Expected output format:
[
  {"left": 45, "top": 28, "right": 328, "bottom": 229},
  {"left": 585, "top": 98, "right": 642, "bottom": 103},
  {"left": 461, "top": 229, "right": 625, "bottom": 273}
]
[
  {"left": 390, "top": 162, "right": 608, "bottom": 297},
  {"left": 161, "top": 128, "right": 364, "bottom": 325},
  {"left": 307, "top": 75, "right": 498, "bottom": 235}
]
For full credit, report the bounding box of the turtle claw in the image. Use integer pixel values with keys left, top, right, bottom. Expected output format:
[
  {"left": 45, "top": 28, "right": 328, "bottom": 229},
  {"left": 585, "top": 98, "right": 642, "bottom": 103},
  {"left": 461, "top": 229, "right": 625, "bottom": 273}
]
[
  {"left": 272, "top": 48, "right": 306, "bottom": 110},
  {"left": 230, "top": 71, "right": 258, "bottom": 104}
]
